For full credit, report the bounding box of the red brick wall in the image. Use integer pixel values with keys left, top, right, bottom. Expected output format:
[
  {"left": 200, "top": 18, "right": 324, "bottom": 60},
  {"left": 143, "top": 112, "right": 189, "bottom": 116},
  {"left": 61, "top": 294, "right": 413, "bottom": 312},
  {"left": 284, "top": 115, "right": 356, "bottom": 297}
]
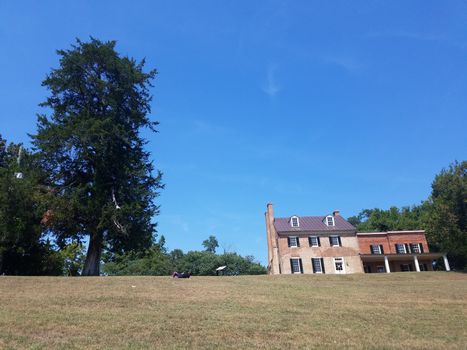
[
  {"left": 357, "top": 232, "right": 429, "bottom": 254},
  {"left": 357, "top": 235, "right": 391, "bottom": 254},
  {"left": 387, "top": 232, "right": 429, "bottom": 253}
]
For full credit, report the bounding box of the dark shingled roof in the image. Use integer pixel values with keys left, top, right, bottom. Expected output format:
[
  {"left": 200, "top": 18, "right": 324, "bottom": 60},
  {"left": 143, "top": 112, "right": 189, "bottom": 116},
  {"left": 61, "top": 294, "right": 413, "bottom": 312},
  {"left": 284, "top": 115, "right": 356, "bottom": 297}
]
[{"left": 274, "top": 215, "right": 356, "bottom": 233}]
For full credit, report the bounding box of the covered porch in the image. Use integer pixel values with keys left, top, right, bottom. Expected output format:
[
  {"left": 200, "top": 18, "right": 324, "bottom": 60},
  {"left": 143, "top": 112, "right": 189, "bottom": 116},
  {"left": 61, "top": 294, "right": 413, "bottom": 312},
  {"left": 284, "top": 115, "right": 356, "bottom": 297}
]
[{"left": 360, "top": 253, "right": 449, "bottom": 273}]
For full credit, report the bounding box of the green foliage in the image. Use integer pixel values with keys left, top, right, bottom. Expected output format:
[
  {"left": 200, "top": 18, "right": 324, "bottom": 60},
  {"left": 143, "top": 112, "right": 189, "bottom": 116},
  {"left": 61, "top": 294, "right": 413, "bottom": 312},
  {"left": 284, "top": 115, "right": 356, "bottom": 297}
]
[
  {"left": 59, "top": 242, "right": 86, "bottom": 276},
  {"left": 102, "top": 243, "right": 267, "bottom": 276},
  {"left": 102, "top": 246, "right": 172, "bottom": 276},
  {"left": 0, "top": 135, "right": 61, "bottom": 275},
  {"left": 202, "top": 235, "right": 219, "bottom": 253},
  {"left": 425, "top": 161, "right": 466, "bottom": 270},
  {"left": 157, "top": 235, "right": 167, "bottom": 253},
  {"left": 169, "top": 248, "right": 185, "bottom": 271},
  {"left": 217, "top": 253, "right": 267, "bottom": 275},
  {"left": 31, "top": 38, "right": 163, "bottom": 275},
  {"left": 348, "top": 204, "right": 430, "bottom": 232},
  {"left": 163, "top": 250, "right": 266, "bottom": 276},
  {"left": 176, "top": 251, "right": 219, "bottom": 275}
]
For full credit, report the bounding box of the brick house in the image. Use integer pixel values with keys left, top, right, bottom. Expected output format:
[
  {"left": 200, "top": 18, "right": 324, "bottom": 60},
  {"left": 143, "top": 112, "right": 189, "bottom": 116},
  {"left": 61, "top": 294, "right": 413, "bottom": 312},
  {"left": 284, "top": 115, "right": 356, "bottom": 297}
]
[
  {"left": 265, "top": 203, "right": 450, "bottom": 274},
  {"left": 358, "top": 231, "right": 449, "bottom": 273},
  {"left": 265, "top": 203, "right": 363, "bottom": 274}
]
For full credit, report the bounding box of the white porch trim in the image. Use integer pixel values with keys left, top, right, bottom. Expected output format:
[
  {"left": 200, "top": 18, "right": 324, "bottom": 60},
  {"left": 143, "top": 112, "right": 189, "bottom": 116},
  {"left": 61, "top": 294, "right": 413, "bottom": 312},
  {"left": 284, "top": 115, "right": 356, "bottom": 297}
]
[
  {"left": 384, "top": 256, "right": 390, "bottom": 273},
  {"left": 413, "top": 255, "right": 420, "bottom": 272},
  {"left": 443, "top": 255, "right": 451, "bottom": 271}
]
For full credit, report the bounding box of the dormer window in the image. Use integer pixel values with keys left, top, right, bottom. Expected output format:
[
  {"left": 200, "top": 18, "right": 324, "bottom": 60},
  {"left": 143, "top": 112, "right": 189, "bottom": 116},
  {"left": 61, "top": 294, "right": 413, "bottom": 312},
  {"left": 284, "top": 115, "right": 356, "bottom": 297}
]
[
  {"left": 290, "top": 216, "right": 300, "bottom": 228},
  {"left": 325, "top": 215, "right": 335, "bottom": 226}
]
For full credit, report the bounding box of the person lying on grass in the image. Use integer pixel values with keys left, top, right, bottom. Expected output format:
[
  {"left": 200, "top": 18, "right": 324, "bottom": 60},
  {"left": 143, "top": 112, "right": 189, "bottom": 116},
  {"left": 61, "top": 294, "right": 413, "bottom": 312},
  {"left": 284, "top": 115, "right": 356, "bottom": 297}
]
[{"left": 172, "top": 271, "right": 191, "bottom": 278}]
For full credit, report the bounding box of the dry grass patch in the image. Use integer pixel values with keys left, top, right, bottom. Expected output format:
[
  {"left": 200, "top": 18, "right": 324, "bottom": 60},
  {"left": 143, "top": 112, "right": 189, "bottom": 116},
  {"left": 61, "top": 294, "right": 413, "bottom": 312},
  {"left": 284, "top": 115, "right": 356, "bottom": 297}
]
[{"left": 0, "top": 273, "right": 466, "bottom": 349}]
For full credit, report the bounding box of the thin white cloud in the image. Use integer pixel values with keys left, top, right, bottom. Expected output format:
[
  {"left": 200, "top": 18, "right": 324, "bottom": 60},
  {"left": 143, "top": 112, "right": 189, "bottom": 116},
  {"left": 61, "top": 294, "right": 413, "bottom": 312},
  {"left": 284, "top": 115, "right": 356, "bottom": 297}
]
[{"left": 261, "top": 65, "right": 281, "bottom": 97}]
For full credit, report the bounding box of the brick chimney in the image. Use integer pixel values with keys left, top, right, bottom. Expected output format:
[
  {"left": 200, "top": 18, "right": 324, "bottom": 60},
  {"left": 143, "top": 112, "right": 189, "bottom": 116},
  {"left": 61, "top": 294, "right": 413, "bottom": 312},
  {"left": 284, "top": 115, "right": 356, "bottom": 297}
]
[
  {"left": 265, "top": 202, "right": 280, "bottom": 275},
  {"left": 333, "top": 210, "right": 340, "bottom": 217},
  {"left": 267, "top": 202, "right": 274, "bottom": 219}
]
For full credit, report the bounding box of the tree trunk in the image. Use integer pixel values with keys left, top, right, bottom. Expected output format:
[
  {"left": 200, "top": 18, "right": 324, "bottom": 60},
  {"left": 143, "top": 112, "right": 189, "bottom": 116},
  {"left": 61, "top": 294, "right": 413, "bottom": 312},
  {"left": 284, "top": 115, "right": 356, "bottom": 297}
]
[{"left": 82, "top": 232, "right": 103, "bottom": 276}]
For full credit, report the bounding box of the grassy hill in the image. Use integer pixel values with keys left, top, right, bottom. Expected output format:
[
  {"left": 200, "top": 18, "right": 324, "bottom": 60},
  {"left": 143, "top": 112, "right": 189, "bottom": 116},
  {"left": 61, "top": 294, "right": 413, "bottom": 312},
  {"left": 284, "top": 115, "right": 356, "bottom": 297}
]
[{"left": 0, "top": 273, "right": 466, "bottom": 349}]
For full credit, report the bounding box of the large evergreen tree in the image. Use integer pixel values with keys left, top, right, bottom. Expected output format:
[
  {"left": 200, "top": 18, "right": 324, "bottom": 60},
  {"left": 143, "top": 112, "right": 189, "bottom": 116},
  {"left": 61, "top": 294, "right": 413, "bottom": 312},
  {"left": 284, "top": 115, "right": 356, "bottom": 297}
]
[{"left": 32, "top": 38, "right": 163, "bottom": 276}]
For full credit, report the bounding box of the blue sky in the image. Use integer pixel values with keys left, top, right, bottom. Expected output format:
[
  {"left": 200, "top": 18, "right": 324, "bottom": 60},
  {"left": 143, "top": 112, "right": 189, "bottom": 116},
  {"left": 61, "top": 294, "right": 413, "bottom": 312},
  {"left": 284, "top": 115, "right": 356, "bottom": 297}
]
[{"left": 1, "top": 1, "right": 466, "bottom": 265}]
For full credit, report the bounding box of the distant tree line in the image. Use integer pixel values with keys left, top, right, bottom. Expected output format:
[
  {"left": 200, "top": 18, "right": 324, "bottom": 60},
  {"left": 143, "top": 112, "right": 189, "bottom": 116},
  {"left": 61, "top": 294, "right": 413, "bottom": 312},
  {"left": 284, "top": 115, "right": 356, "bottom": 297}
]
[
  {"left": 348, "top": 161, "right": 466, "bottom": 270},
  {"left": 103, "top": 235, "right": 267, "bottom": 276}
]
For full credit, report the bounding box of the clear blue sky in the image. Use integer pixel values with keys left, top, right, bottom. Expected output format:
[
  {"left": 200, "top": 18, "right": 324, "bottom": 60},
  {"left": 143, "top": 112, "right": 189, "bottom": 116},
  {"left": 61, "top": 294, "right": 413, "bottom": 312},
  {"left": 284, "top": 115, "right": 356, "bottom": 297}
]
[{"left": 1, "top": 1, "right": 466, "bottom": 265}]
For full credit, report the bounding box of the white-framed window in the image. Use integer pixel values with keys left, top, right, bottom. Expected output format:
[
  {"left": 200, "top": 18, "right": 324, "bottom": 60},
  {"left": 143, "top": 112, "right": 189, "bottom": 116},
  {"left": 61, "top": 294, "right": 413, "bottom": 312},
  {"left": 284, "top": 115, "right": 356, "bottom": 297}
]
[
  {"left": 395, "top": 243, "right": 406, "bottom": 254},
  {"left": 309, "top": 236, "right": 320, "bottom": 247},
  {"left": 410, "top": 243, "right": 423, "bottom": 254},
  {"left": 376, "top": 265, "right": 386, "bottom": 273},
  {"left": 290, "top": 258, "right": 302, "bottom": 274},
  {"left": 290, "top": 216, "right": 300, "bottom": 228},
  {"left": 370, "top": 244, "right": 383, "bottom": 254},
  {"left": 334, "top": 257, "right": 345, "bottom": 273},
  {"left": 288, "top": 236, "right": 299, "bottom": 248},
  {"left": 312, "top": 258, "right": 323, "bottom": 273},
  {"left": 325, "top": 215, "right": 335, "bottom": 226},
  {"left": 329, "top": 235, "right": 341, "bottom": 247}
]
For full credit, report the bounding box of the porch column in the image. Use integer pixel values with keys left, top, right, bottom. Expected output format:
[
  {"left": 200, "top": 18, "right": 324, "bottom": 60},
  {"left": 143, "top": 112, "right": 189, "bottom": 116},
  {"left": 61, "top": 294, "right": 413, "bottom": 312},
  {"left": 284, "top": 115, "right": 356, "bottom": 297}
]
[
  {"left": 413, "top": 255, "right": 420, "bottom": 272},
  {"left": 443, "top": 255, "right": 451, "bottom": 271},
  {"left": 384, "top": 256, "right": 390, "bottom": 273}
]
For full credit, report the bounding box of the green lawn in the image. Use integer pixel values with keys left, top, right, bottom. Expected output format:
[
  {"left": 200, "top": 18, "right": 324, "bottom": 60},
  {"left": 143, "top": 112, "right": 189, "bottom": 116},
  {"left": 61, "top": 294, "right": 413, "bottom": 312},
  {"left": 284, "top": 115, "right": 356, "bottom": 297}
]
[{"left": 0, "top": 273, "right": 466, "bottom": 349}]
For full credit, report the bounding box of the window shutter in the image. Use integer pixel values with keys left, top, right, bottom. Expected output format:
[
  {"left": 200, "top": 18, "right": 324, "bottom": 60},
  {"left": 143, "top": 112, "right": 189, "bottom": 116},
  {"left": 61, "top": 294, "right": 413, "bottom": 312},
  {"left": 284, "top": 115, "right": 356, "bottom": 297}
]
[
  {"left": 311, "top": 259, "right": 316, "bottom": 273},
  {"left": 338, "top": 236, "right": 342, "bottom": 246},
  {"left": 370, "top": 245, "right": 374, "bottom": 254},
  {"left": 296, "top": 237, "right": 300, "bottom": 247},
  {"left": 290, "top": 259, "right": 293, "bottom": 273},
  {"left": 419, "top": 243, "right": 424, "bottom": 253},
  {"left": 308, "top": 237, "right": 312, "bottom": 247},
  {"left": 317, "top": 237, "right": 321, "bottom": 246},
  {"left": 299, "top": 259, "right": 303, "bottom": 274},
  {"left": 287, "top": 237, "right": 291, "bottom": 247},
  {"left": 329, "top": 237, "right": 333, "bottom": 246},
  {"left": 379, "top": 245, "right": 384, "bottom": 254},
  {"left": 321, "top": 258, "right": 325, "bottom": 274},
  {"left": 405, "top": 243, "right": 410, "bottom": 254}
]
